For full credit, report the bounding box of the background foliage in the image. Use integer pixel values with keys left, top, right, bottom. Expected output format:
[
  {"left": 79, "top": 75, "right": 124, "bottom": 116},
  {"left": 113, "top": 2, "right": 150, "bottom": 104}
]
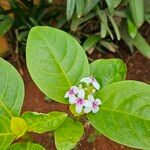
[{"left": 0, "top": 0, "right": 150, "bottom": 58}]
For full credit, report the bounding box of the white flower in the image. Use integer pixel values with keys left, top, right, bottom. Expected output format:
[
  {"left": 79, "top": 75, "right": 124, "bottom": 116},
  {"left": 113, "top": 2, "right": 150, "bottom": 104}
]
[
  {"left": 64, "top": 86, "right": 79, "bottom": 99},
  {"left": 80, "top": 76, "right": 100, "bottom": 90},
  {"left": 69, "top": 89, "right": 86, "bottom": 113},
  {"left": 84, "top": 95, "right": 102, "bottom": 113}
]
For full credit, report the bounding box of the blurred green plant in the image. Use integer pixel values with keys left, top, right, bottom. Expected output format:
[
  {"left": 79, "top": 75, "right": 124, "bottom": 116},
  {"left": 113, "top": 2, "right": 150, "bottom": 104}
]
[
  {"left": 0, "top": 0, "right": 150, "bottom": 58},
  {"left": 66, "top": 0, "right": 150, "bottom": 58},
  {"left": 0, "top": 0, "right": 65, "bottom": 55}
]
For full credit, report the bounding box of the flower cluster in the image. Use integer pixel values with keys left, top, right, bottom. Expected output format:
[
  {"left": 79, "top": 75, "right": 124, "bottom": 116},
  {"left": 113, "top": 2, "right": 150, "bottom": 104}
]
[{"left": 64, "top": 77, "right": 102, "bottom": 114}]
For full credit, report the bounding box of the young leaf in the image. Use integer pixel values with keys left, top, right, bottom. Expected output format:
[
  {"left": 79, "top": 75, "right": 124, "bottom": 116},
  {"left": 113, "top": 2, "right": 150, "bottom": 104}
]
[
  {"left": 10, "top": 117, "right": 27, "bottom": 138},
  {"left": 8, "top": 142, "right": 46, "bottom": 150},
  {"left": 55, "top": 117, "right": 84, "bottom": 150},
  {"left": 26, "top": 26, "right": 90, "bottom": 104},
  {"left": 83, "top": 35, "right": 100, "bottom": 51},
  {"left": 90, "top": 59, "right": 126, "bottom": 88},
  {"left": 0, "top": 115, "right": 15, "bottom": 150},
  {"left": 66, "top": 0, "right": 76, "bottom": 20},
  {"left": 128, "top": 0, "right": 144, "bottom": 27},
  {"left": 22, "top": 111, "right": 67, "bottom": 133},
  {"left": 88, "top": 81, "right": 150, "bottom": 149},
  {"left": 75, "top": 0, "right": 85, "bottom": 18},
  {"left": 0, "top": 58, "right": 24, "bottom": 117}
]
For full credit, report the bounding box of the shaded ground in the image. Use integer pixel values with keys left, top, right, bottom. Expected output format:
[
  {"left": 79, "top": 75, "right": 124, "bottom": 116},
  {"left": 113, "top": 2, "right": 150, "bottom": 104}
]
[{"left": 11, "top": 49, "right": 148, "bottom": 150}]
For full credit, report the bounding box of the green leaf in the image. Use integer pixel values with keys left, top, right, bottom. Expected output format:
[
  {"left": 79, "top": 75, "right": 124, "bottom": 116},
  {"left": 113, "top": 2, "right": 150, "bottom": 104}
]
[
  {"left": 133, "top": 32, "right": 150, "bottom": 58},
  {"left": 66, "top": 0, "right": 76, "bottom": 20},
  {"left": 8, "top": 142, "right": 46, "bottom": 150},
  {"left": 129, "top": 0, "right": 144, "bottom": 27},
  {"left": 105, "top": 0, "right": 121, "bottom": 14},
  {"left": 0, "top": 58, "right": 24, "bottom": 117},
  {"left": 88, "top": 81, "right": 150, "bottom": 149},
  {"left": 0, "top": 17, "right": 13, "bottom": 37},
  {"left": 0, "top": 115, "right": 15, "bottom": 150},
  {"left": 90, "top": 59, "right": 126, "bottom": 88},
  {"left": 71, "top": 12, "right": 95, "bottom": 31},
  {"left": 84, "top": 0, "right": 99, "bottom": 15},
  {"left": 26, "top": 26, "right": 90, "bottom": 104},
  {"left": 55, "top": 117, "right": 84, "bottom": 150},
  {"left": 100, "top": 12, "right": 107, "bottom": 38},
  {"left": 127, "top": 16, "right": 137, "bottom": 39},
  {"left": 10, "top": 117, "right": 27, "bottom": 138},
  {"left": 83, "top": 35, "right": 100, "bottom": 51},
  {"left": 75, "top": 0, "right": 85, "bottom": 18},
  {"left": 107, "top": 14, "right": 121, "bottom": 40},
  {"left": 96, "top": 7, "right": 114, "bottom": 40},
  {"left": 22, "top": 111, "right": 67, "bottom": 133}
]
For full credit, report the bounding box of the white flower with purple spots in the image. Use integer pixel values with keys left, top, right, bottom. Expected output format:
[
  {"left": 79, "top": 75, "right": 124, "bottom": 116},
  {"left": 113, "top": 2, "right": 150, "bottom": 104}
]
[
  {"left": 80, "top": 76, "right": 100, "bottom": 90},
  {"left": 69, "top": 90, "right": 86, "bottom": 113},
  {"left": 64, "top": 86, "right": 79, "bottom": 101},
  {"left": 84, "top": 95, "right": 102, "bottom": 113}
]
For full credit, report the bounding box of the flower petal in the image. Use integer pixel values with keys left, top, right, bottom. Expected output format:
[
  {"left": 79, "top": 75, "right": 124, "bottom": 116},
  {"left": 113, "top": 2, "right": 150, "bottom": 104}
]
[
  {"left": 75, "top": 105, "right": 83, "bottom": 113},
  {"left": 92, "top": 107, "right": 99, "bottom": 113},
  {"left": 72, "top": 86, "right": 79, "bottom": 94},
  {"left": 95, "top": 99, "right": 102, "bottom": 105},
  {"left": 84, "top": 100, "right": 92, "bottom": 107},
  {"left": 64, "top": 91, "right": 69, "bottom": 98},
  {"left": 80, "top": 77, "right": 91, "bottom": 84},
  {"left": 88, "top": 95, "right": 94, "bottom": 102},
  {"left": 69, "top": 96, "right": 76, "bottom": 104},
  {"left": 84, "top": 107, "right": 92, "bottom": 113},
  {"left": 78, "top": 89, "right": 85, "bottom": 98},
  {"left": 92, "top": 81, "right": 100, "bottom": 90}
]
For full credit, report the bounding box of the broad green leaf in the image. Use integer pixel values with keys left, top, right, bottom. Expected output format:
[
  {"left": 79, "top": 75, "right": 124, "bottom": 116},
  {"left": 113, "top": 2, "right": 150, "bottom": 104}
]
[
  {"left": 105, "top": 0, "right": 121, "bottom": 14},
  {"left": 66, "top": 0, "right": 76, "bottom": 20},
  {"left": 8, "top": 142, "right": 46, "bottom": 150},
  {"left": 26, "top": 26, "right": 90, "bottom": 103},
  {"left": 22, "top": 111, "right": 67, "bottom": 133},
  {"left": 0, "top": 17, "right": 13, "bottom": 37},
  {"left": 55, "top": 117, "right": 84, "bottom": 150},
  {"left": 90, "top": 59, "right": 126, "bottom": 88},
  {"left": 75, "top": 0, "right": 85, "bottom": 18},
  {"left": 129, "top": 0, "right": 144, "bottom": 27},
  {"left": 133, "top": 32, "right": 150, "bottom": 58},
  {"left": 10, "top": 117, "right": 27, "bottom": 138},
  {"left": 107, "top": 14, "right": 121, "bottom": 40},
  {"left": 84, "top": 0, "right": 99, "bottom": 15},
  {"left": 0, "top": 58, "right": 24, "bottom": 117},
  {"left": 88, "top": 81, "right": 150, "bottom": 149},
  {"left": 0, "top": 115, "right": 15, "bottom": 150},
  {"left": 83, "top": 35, "right": 100, "bottom": 51}
]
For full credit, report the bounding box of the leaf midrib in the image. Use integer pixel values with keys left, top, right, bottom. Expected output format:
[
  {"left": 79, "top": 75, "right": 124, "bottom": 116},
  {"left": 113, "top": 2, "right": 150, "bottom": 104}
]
[
  {"left": 0, "top": 100, "right": 13, "bottom": 117},
  {"left": 34, "top": 30, "right": 71, "bottom": 88},
  {"left": 101, "top": 107, "right": 150, "bottom": 122}
]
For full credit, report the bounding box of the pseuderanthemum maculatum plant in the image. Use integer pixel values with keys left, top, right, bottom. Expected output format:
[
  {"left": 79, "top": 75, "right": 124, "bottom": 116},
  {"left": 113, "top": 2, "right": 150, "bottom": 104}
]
[
  {"left": 25, "top": 26, "right": 150, "bottom": 150},
  {"left": 1, "top": 26, "right": 149, "bottom": 150}
]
